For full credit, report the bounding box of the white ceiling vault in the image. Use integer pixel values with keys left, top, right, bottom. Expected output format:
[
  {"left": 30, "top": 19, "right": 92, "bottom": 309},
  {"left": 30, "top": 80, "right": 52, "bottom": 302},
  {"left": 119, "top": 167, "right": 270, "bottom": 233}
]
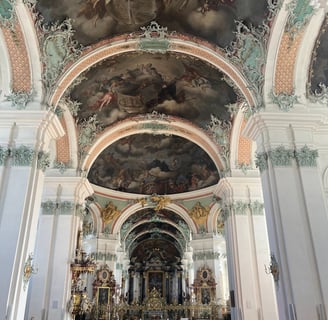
[{"left": 0, "top": 0, "right": 327, "bottom": 257}]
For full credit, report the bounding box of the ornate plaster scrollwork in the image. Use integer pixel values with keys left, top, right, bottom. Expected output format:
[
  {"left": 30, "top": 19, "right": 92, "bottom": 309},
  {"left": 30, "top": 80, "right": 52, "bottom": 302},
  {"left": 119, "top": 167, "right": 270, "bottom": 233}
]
[
  {"left": 11, "top": 145, "right": 35, "bottom": 166},
  {"left": 225, "top": 20, "right": 267, "bottom": 114},
  {"left": 53, "top": 160, "right": 72, "bottom": 174},
  {"left": 309, "top": 83, "right": 328, "bottom": 105},
  {"left": 5, "top": 90, "right": 34, "bottom": 109},
  {"left": 285, "top": 0, "right": 319, "bottom": 40},
  {"left": 255, "top": 152, "right": 268, "bottom": 172},
  {"left": 207, "top": 114, "right": 232, "bottom": 175},
  {"left": 138, "top": 21, "right": 170, "bottom": 53},
  {"left": 38, "top": 19, "right": 84, "bottom": 89},
  {"left": 193, "top": 251, "right": 220, "bottom": 261},
  {"left": 294, "top": 145, "right": 318, "bottom": 167},
  {"left": 41, "top": 200, "right": 75, "bottom": 215},
  {"left": 255, "top": 145, "right": 319, "bottom": 172},
  {"left": 0, "top": 0, "right": 16, "bottom": 30},
  {"left": 270, "top": 90, "right": 299, "bottom": 112},
  {"left": 235, "top": 162, "right": 253, "bottom": 175},
  {"left": 37, "top": 151, "right": 50, "bottom": 172},
  {"left": 0, "top": 146, "right": 9, "bottom": 165},
  {"left": 268, "top": 146, "right": 294, "bottom": 166},
  {"left": 78, "top": 114, "right": 103, "bottom": 157}
]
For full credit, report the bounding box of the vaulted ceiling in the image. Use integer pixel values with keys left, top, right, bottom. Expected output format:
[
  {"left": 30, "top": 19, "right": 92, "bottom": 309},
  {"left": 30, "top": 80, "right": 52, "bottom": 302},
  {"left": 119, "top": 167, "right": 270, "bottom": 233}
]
[{"left": 1, "top": 0, "right": 327, "bottom": 261}]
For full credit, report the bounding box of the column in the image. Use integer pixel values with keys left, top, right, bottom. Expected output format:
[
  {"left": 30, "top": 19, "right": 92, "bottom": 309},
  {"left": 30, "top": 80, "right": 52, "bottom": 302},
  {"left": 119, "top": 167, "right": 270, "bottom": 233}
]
[
  {"left": 215, "top": 175, "right": 278, "bottom": 320},
  {"left": 26, "top": 175, "right": 93, "bottom": 320},
  {"left": 0, "top": 111, "right": 64, "bottom": 320},
  {"left": 244, "top": 112, "right": 328, "bottom": 320}
]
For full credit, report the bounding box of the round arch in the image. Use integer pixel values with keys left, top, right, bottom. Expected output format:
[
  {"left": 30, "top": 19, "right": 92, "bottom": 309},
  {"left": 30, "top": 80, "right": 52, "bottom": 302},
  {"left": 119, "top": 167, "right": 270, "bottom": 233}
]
[
  {"left": 81, "top": 117, "right": 226, "bottom": 174},
  {"left": 49, "top": 35, "right": 257, "bottom": 109}
]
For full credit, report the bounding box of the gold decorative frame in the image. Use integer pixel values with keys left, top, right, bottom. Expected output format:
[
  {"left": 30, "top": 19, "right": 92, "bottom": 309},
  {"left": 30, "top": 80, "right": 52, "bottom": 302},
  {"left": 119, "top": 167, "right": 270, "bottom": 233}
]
[{"left": 98, "top": 287, "right": 110, "bottom": 306}]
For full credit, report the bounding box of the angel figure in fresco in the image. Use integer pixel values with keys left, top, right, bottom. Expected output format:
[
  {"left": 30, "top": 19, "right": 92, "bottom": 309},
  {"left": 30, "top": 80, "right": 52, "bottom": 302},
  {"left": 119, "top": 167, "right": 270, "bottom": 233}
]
[{"left": 90, "top": 80, "right": 120, "bottom": 111}]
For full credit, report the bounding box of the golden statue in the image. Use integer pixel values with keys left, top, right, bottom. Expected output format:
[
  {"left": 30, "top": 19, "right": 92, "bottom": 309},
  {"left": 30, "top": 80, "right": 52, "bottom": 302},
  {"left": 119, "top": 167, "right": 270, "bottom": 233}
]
[
  {"left": 101, "top": 202, "right": 120, "bottom": 224},
  {"left": 150, "top": 195, "right": 171, "bottom": 211},
  {"left": 189, "top": 202, "right": 209, "bottom": 225}
]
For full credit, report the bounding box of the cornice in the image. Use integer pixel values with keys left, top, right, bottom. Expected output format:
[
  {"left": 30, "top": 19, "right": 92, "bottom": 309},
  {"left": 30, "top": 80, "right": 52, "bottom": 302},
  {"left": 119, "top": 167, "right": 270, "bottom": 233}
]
[{"left": 243, "top": 111, "right": 328, "bottom": 142}]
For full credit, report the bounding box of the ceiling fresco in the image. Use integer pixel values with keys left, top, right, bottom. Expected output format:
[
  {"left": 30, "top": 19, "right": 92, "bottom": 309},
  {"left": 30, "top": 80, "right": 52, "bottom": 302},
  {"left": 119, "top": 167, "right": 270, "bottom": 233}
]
[
  {"left": 130, "top": 237, "right": 182, "bottom": 264},
  {"left": 36, "top": 0, "right": 268, "bottom": 47},
  {"left": 121, "top": 208, "right": 189, "bottom": 236},
  {"left": 310, "top": 17, "right": 328, "bottom": 91},
  {"left": 70, "top": 52, "right": 236, "bottom": 128},
  {"left": 88, "top": 133, "right": 219, "bottom": 194}
]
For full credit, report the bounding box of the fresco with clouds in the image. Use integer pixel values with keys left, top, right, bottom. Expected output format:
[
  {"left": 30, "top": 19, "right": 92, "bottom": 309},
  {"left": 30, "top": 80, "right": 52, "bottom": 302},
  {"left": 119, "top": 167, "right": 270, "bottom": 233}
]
[{"left": 88, "top": 134, "right": 220, "bottom": 195}]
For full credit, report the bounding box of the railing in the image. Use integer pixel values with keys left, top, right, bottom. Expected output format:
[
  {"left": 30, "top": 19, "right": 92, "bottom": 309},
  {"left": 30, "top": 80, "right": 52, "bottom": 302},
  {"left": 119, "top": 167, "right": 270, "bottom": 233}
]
[{"left": 109, "top": 302, "right": 228, "bottom": 320}]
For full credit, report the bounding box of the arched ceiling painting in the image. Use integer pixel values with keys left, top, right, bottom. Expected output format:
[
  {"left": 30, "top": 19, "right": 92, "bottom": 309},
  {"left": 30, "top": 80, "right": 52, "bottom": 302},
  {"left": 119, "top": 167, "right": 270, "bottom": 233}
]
[
  {"left": 70, "top": 52, "right": 236, "bottom": 128},
  {"left": 36, "top": 0, "right": 268, "bottom": 47},
  {"left": 121, "top": 208, "right": 190, "bottom": 260},
  {"left": 88, "top": 134, "right": 219, "bottom": 194},
  {"left": 310, "top": 16, "right": 328, "bottom": 91}
]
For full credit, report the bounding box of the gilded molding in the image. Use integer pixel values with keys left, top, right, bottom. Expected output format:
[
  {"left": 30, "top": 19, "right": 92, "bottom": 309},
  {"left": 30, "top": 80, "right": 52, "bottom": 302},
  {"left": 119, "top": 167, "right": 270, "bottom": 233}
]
[
  {"left": 23, "top": 253, "right": 37, "bottom": 290},
  {"left": 270, "top": 90, "right": 299, "bottom": 111},
  {"left": 135, "top": 194, "right": 172, "bottom": 212},
  {"left": 100, "top": 202, "right": 120, "bottom": 225}
]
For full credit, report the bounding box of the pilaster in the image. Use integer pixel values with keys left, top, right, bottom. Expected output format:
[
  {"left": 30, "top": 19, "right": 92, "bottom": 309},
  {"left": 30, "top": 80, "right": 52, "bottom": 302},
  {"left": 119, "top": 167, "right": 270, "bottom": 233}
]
[
  {"left": 0, "top": 110, "right": 64, "bottom": 320},
  {"left": 215, "top": 176, "right": 278, "bottom": 320},
  {"left": 26, "top": 176, "right": 93, "bottom": 320},
  {"left": 244, "top": 111, "right": 328, "bottom": 320}
]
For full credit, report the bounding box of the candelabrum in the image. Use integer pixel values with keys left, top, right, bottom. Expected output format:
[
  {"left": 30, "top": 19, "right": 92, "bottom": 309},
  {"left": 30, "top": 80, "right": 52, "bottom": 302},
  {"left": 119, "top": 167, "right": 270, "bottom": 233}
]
[
  {"left": 23, "top": 253, "right": 38, "bottom": 290},
  {"left": 265, "top": 253, "right": 279, "bottom": 282}
]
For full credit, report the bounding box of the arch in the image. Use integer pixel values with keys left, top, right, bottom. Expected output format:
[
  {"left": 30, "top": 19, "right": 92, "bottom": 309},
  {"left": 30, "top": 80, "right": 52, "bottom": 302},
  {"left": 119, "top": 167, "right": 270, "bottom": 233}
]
[
  {"left": 82, "top": 117, "right": 225, "bottom": 174},
  {"left": 15, "top": 3, "right": 43, "bottom": 103},
  {"left": 112, "top": 202, "right": 198, "bottom": 236},
  {"left": 49, "top": 36, "right": 257, "bottom": 109},
  {"left": 0, "top": 28, "right": 11, "bottom": 100},
  {"left": 121, "top": 217, "right": 190, "bottom": 244},
  {"left": 294, "top": 9, "right": 327, "bottom": 100}
]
